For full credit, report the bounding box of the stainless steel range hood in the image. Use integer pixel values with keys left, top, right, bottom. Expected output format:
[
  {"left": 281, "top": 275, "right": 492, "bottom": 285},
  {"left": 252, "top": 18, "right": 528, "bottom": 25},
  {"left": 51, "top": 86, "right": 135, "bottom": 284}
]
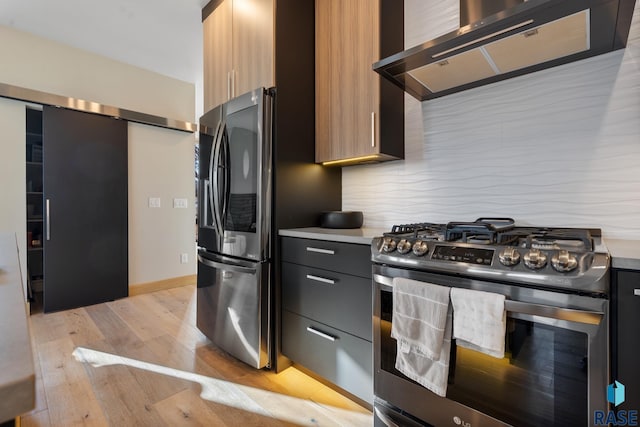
[{"left": 373, "top": 0, "right": 636, "bottom": 101}]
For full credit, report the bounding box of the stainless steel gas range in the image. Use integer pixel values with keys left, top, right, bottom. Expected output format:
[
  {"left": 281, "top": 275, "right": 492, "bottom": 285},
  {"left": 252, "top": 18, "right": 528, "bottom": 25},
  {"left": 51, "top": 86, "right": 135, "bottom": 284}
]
[{"left": 371, "top": 218, "right": 610, "bottom": 427}]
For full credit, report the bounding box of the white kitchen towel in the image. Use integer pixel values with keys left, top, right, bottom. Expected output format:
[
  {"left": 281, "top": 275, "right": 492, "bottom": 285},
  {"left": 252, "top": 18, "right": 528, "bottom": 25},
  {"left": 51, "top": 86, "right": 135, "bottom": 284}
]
[
  {"left": 391, "top": 277, "right": 452, "bottom": 397},
  {"left": 394, "top": 305, "right": 452, "bottom": 397},
  {"left": 450, "top": 287, "right": 506, "bottom": 358},
  {"left": 391, "top": 277, "right": 451, "bottom": 360}
]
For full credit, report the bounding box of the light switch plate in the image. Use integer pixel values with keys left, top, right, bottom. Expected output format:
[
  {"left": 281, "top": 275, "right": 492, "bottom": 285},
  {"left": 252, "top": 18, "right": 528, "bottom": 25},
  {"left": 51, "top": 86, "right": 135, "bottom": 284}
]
[
  {"left": 173, "top": 198, "right": 188, "bottom": 209},
  {"left": 148, "top": 197, "right": 161, "bottom": 208}
]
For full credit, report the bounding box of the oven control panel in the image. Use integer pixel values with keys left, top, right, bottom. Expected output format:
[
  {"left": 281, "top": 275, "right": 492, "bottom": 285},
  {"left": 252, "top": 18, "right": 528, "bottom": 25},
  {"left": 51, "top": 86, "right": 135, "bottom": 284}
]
[{"left": 431, "top": 245, "right": 494, "bottom": 265}]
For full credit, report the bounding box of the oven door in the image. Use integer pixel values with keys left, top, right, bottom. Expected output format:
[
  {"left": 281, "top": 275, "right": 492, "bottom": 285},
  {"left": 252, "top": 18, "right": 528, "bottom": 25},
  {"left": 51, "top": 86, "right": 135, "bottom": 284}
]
[{"left": 373, "top": 265, "right": 609, "bottom": 427}]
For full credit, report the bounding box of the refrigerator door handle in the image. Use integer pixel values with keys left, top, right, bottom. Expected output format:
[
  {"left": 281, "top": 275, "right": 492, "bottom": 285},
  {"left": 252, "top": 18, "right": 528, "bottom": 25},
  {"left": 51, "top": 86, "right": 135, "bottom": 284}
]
[
  {"left": 221, "top": 125, "right": 231, "bottom": 224},
  {"left": 202, "top": 179, "right": 209, "bottom": 227},
  {"left": 210, "top": 121, "right": 224, "bottom": 234},
  {"left": 197, "top": 254, "right": 257, "bottom": 275},
  {"left": 207, "top": 121, "right": 219, "bottom": 232}
]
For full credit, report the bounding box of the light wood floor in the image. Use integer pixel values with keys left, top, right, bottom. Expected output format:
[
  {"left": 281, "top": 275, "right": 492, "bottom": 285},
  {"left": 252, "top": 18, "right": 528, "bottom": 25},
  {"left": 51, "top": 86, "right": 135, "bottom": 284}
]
[{"left": 23, "top": 285, "right": 372, "bottom": 426}]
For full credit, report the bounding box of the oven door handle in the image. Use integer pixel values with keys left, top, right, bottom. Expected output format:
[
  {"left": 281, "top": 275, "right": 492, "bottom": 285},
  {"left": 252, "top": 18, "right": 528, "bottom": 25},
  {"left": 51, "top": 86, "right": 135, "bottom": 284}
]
[
  {"left": 505, "top": 300, "right": 603, "bottom": 326},
  {"left": 373, "top": 407, "right": 401, "bottom": 427},
  {"left": 373, "top": 274, "right": 604, "bottom": 326}
]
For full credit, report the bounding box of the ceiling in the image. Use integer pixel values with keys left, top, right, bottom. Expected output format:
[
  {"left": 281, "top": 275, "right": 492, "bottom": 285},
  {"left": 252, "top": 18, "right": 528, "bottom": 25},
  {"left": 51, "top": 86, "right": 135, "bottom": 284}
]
[{"left": 0, "top": 0, "right": 209, "bottom": 112}]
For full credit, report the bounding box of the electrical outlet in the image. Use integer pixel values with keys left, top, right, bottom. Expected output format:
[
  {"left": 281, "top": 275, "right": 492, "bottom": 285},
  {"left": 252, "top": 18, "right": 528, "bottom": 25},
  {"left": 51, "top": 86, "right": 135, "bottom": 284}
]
[
  {"left": 148, "top": 197, "right": 161, "bottom": 208},
  {"left": 180, "top": 253, "right": 188, "bottom": 264},
  {"left": 173, "top": 198, "right": 188, "bottom": 208}
]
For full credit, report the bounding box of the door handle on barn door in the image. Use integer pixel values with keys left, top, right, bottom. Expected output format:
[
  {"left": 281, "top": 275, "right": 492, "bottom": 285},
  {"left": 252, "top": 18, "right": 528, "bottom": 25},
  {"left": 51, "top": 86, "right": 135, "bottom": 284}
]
[{"left": 46, "top": 199, "right": 50, "bottom": 240}]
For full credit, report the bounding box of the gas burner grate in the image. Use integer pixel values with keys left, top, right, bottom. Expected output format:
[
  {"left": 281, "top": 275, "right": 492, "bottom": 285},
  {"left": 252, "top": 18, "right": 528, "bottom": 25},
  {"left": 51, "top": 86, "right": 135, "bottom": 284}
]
[
  {"left": 445, "top": 218, "right": 514, "bottom": 244},
  {"left": 526, "top": 230, "right": 594, "bottom": 252},
  {"left": 498, "top": 228, "right": 594, "bottom": 251},
  {"left": 386, "top": 222, "right": 444, "bottom": 238}
]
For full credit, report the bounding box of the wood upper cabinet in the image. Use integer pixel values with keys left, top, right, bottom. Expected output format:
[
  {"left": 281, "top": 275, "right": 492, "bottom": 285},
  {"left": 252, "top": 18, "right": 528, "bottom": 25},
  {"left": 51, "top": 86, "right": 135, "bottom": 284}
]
[
  {"left": 203, "top": 0, "right": 274, "bottom": 112},
  {"left": 203, "top": 0, "right": 232, "bottom": 111},
  {"left": 315, "top": 0, "right": 404, "bottom": 165}
]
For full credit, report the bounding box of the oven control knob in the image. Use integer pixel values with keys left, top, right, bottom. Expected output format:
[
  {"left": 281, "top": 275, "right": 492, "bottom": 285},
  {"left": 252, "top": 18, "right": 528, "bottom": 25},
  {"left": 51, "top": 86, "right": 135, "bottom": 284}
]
[
  {"left": 523, "top": 249, "right": 548, "bottom": 269},
  {"left": 412, "top": 240, "right": 429, "bottom": 256},
  {"left": 498, "top": 247, "right": 520, "bottom": 266},
  {"left": 381, "top": 237, "right": 397, "bottom": 253},
  {"left": 397, "top": 239, "right": 412, "bottom": 254},
  {"left": 551, "top": 250, "right": 578, "bottom": 272}
]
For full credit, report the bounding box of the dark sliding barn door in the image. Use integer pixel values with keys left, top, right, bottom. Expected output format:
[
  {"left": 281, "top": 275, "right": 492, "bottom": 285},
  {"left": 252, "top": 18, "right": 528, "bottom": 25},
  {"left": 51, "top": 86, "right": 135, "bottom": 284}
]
[{"left": 43, "top": 106, "right": 128, "bottom": 312}]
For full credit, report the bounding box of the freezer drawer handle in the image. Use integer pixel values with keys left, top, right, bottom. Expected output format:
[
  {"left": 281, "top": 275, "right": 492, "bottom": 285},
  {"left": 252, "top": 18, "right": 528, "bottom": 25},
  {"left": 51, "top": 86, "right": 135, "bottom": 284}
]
[
  {"left": 306, "top": 274, "right": 335, "bottom": 285},
  {"left": 306, "top": 326, "right": 336, "bottom": 342},
  {"left": 635, "top": 289, "right": 640, "bottom": 296},
  {"left": 306, "top": 247, "right": 335, "bottom": 255},
  {"left": 197, "top": 255, "right": 256, "bottom": 275}
]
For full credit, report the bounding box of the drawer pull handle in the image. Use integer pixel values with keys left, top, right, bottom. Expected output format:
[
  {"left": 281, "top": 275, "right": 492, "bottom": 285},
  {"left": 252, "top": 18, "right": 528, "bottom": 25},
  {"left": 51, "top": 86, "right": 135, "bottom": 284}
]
[
  {"left": 306, "top": 326, "right": 336, "bottom": 342},
  {"left": 635, "top": 289, "right": 640, "bottom": 296},
  {"left": 306, "top": 247, "right": 335, "bottom": 255},
  {"left": 306, "top": 274, "right": 335, "bottom": 285}
]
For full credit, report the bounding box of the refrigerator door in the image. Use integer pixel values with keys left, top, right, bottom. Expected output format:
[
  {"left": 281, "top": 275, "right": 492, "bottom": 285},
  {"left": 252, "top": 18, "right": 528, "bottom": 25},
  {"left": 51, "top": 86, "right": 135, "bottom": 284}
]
[
  {"left": 198, "top": 104, "right": 224, "bottom": 253},
  {"left": 198, "top": 88, "right": 273, "bottom": 262},
  {"left": 196, "top": 250, "right": 270, "bottom": 369}
]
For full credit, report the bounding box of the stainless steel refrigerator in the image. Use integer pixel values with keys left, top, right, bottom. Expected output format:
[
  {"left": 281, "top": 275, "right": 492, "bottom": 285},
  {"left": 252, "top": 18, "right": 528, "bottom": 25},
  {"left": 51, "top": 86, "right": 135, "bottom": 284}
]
[{"left": 197, "top": 88, "right": 273, "bottom": 369}]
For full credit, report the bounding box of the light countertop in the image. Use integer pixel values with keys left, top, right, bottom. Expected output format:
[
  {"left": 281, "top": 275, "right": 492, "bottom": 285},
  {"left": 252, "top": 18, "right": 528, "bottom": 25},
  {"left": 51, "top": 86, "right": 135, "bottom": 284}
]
[
  {"left": 606, "top": 238, "right": 640, "bottom": 270},
  {"left": 279, "top": 227, "right": 385, "bottom": 246},
  {"left": 279, "top": 229, "right": 640, "bottom": 270},
  {"left": 0, "top": 233, "right": 35, "bottom": 423}
]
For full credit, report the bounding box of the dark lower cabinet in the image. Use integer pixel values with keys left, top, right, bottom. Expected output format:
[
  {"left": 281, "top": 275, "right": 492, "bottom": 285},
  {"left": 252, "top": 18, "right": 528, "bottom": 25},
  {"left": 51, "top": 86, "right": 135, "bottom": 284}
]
[
  {"left": 281, "top": 236, "right": 372, "bottom": 403},
  {"left": 42, "top": 106, "right": 128, "bottom": 312},
  {"left": 282, "top": 262, "right": 372, "bottom": 339},
  {"left": 612, "top": 268, "right": 640, "bottom": 411},
  {"left": 282, "top": 310, "right": 373, "bottom": 400}
]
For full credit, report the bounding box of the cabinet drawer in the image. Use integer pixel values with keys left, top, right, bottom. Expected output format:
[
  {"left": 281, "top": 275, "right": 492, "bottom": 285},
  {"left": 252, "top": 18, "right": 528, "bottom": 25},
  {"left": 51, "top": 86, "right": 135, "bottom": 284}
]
[
  {"left": 281, "top": 237, "right": 371, "bottom": 278},
  {"left": 282, "top": 310, "right": 373, "bottom": 403},
  {"left": 282, "top": 262, "right": 372, "bottom": 340}
]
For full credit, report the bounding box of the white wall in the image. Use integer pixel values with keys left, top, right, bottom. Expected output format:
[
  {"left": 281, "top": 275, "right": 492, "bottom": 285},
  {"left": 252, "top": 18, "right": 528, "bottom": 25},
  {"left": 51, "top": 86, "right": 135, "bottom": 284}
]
[
  {"left": 0, "top": 98, "right": 27, "bottom": 292},
  {"left": 128, "top": 123, "right": 197, "bottom": 285},
  {"left": 0, "top": 26, "right": 197, "bottom": 297},
  {"left": 0, "top": 25, "right": 194, "bottom": 123},
  {"left": 343, "top": 0, "right": 640, "bottom": 240}
]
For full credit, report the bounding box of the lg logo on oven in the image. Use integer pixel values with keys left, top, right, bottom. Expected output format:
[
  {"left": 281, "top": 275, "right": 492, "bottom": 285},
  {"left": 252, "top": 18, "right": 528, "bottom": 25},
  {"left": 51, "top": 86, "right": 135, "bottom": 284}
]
[
  {"left": 594, "top": 381, "right": 638, "bottom": 426},
  {"left": 453, "top": 416, "right": 471, "bottom": 427}
]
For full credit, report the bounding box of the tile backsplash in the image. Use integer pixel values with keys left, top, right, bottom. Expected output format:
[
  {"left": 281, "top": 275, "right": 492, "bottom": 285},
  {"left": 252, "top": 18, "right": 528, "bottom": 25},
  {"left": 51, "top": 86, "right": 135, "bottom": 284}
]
[{"left": 342, "top": 0, "right": 640, "bottom": 240}]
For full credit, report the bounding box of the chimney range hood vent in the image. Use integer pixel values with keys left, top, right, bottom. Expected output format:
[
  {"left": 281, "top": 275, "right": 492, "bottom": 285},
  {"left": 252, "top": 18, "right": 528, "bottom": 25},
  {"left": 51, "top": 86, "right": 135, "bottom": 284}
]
[{"left": 373, "top": 0, "right": 637, "bottom": 101}]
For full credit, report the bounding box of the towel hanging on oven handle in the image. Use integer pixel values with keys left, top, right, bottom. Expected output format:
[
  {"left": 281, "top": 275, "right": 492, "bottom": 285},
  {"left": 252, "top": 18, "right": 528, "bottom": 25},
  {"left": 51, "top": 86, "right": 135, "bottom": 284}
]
[{"left": 373, "top": 274, "right": 603, "bottom": 326}]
